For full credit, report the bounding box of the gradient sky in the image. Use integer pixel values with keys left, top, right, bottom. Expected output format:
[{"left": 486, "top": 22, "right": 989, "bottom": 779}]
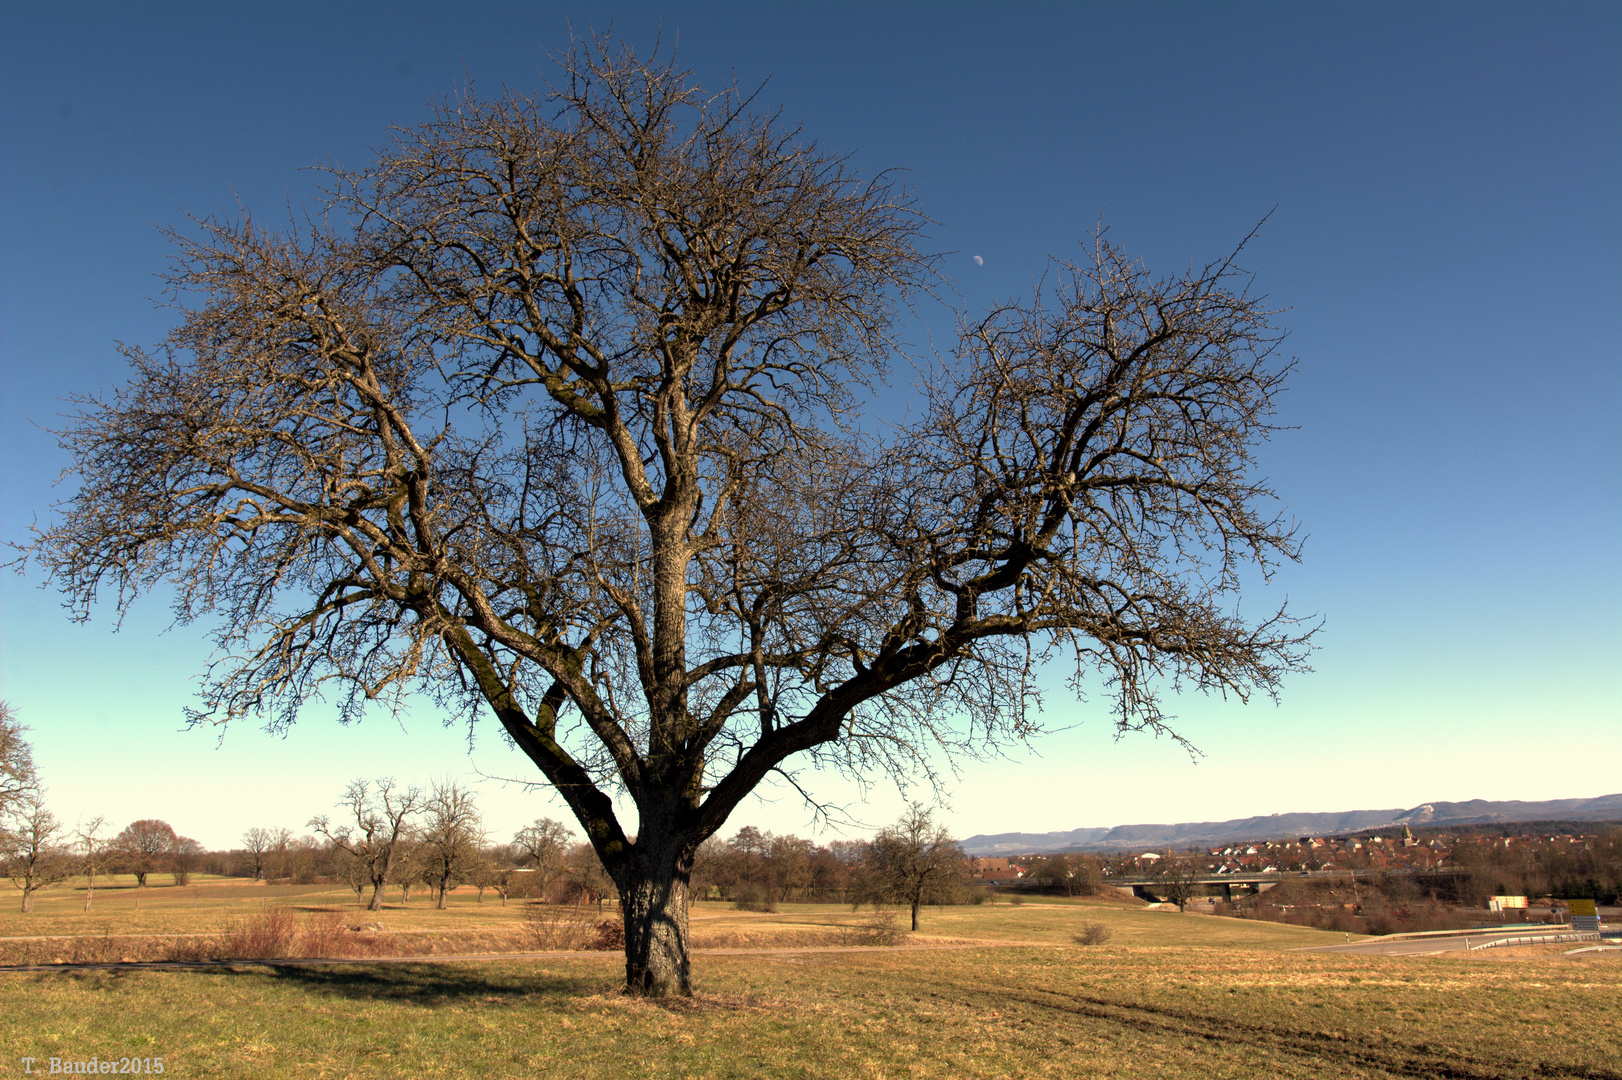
[{"left": 2, "top": 2, "right": 1617, "bottom": 852}]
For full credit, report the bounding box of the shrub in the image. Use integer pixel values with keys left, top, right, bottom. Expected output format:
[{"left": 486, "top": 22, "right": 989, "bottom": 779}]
[
  {"left": 591, "top": 919, "right": 625, "bottom": 951},
  {"left": 1073, "top": 922, "right": 1113, "bottom": 946},
  {"left": 520, "top": 903, "right": 600, "bottom": 951},
  {"left": 838, "top": 912, "right": 904, "bottom": 946},
  {"left": 223, "top": 906, "right": 367, "bottom": 959},
  {"left": 226, "top": 905, "right": 299, "bottom": 959}
]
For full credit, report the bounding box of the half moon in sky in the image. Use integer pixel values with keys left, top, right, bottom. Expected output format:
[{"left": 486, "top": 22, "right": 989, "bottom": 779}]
[{"left": 973, "top": 255, "right": 984, "bottom": 266}]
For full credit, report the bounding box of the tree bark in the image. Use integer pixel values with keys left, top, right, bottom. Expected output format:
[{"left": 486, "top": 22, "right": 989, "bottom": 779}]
[
  {"left": 911, "top": 899, "right": 921, "bottom": 932},
  {"left": 618, "top": 840, "right": 695, "bottom": 997}
]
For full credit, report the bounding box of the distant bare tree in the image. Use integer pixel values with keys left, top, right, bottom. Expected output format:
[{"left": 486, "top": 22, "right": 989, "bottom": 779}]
[
  {"left": 114, "top": 819, "right": 177, "bottom": 887},
  {"left": 75, "top": 815, "right": 108, "bottom": 911},
  {"left": 478, "top": 845, "right": 522, "bottom": 906},
  {"left": 20, "top": 37, "right": 1311, "bottom": 994},
  {"left": 265, "top": 827, "right": 294, "bottom": 881},
  {"left": 309, "top": 778, "right": 422, "bottom": 911},
  {"left": 3, "top": 792, "right": 73, "bottom": 912},
  {"left": 171, "top": 835, "right": 204, "bottom": 886},
  {"left": 418, "top": 781, "right": 485, "bottom": 909},
  {"left": 241, "top": 827, "right": 275, "bottom": 881},
  {"left": 391, "top": 840, "right": 426, "bottom": 906},
  {"left": 1152, "top": 856, "right": 1201, "bottom": 911},
  {"left": 858, "top": 803, "right": 970, "bottom": 931},
  {"left": 513, "top": 818, "right": 572, "bottom": 899}
]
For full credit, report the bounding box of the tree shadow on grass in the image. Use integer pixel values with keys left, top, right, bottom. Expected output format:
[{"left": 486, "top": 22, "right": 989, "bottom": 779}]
[{"left": 224, "top": 961, "right": 618, "bottom": 1006}]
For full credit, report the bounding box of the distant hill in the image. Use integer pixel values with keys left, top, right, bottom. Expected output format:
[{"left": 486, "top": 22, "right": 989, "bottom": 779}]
[{"left": 959, "top": 793, "right": 1622, "bottom": 855}]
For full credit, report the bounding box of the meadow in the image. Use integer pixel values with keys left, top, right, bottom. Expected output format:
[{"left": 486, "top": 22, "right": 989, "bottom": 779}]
[{"left": 2, "top": 879, "right": 1618, "bottom": 1079}]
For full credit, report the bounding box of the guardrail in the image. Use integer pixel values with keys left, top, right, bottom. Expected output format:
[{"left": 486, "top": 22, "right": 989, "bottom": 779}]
[{"left": 1464, "top": 931, "right": 1599, "bottom": 951}]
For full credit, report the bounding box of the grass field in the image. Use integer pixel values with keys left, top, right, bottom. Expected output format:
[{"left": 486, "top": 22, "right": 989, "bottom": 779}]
[{"left": 3, "top": 882, "right": 1618, "bottom": 1078}]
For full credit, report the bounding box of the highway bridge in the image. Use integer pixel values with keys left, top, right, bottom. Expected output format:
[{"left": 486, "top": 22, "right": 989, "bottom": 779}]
[{"left": 1106, "top": 873, "right": 1284, "bottom": 903}]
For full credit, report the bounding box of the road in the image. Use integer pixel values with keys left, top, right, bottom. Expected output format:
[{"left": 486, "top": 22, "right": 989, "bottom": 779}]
[{"left": 1300, "top": 929, "right": 1598, "bottom": 957}]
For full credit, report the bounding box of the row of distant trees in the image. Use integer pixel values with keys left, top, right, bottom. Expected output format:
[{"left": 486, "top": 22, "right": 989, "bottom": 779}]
[
  {"left": 690, "top": 804, "right": 974, "bottom": 929},
  {"left": 4, "top": 703, "right": 979, "bottom": 921},
  {"left": 0, "top": 701, "right": 596, "bottom": 912}
]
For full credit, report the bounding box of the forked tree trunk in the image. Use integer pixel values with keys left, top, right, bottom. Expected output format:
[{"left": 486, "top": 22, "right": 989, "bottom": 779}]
[{"left": 617, "top": 837, "right": 695, "bottom": 997}]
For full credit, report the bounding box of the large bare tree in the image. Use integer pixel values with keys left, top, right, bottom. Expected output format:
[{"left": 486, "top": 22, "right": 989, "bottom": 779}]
[{"left": 21, "top": 39, "right": 1311, "bottom": 994}]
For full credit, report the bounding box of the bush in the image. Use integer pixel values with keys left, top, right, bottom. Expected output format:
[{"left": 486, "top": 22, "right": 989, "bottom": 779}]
[
  {"left": 520, "top": 903, "right": 599, "bottom": 951},
  {"left": 731, "top": 882, "right": 777, "bottom": 912},
  {"left": 591, "top": 919, "right": 625, "bottom": 951},
  {"left": 1073, "top": 922, "right": 1113, "bottom": 946},
  {"left": 837, "top": 912, "right": 904, "bottom": 946},
  {"left": 223, "top": 906, "right": 368, "bottom": 959},
  {"left": 226, "top": 905, "right": 299, "bottom": 958}
]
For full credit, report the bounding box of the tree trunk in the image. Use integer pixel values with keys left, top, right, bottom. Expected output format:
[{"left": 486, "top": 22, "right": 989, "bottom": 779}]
[
  {"left": 435, "top": 886, "right": 448, "bottom": 910},
  {"left": 21, "top": 889, "right": 33, "bottom": 914},
  {"left": 911, "top": 899, "right": 920, "bottom": 932},
  {"left": 367, "top": 881, "right": 384, "bottom": 911},
  {"left": 618, "top": 841, "right": 694, "bottom": 997}
]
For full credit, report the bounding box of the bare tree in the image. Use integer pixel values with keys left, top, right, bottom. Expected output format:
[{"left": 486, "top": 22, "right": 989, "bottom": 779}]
[
  {"left": 332, "top": 839, "right": 369, "bottom": 903},
  {"left": 20, "top": 38, "right": 1312, "bottom": 995},
  {"left": 1152, "top": 855, "right": 1201, "bottom": 911},
  {"left": 114, "top": 819, "right": 177, "bottom": 887},
  {"left": 857, "top": 803, "right": 970, "bottom": 931},
  {"left": 418, "top": 780, "right": 485, "bottom": 909},
  {"left": 309, "top": 778, "right": 422, "bottom": 911},
  {"left": 0, "top": 703, "right": 37, "bottom": 820},
  {"left": 171, "top": 835, "right": 204, "bottom": 886},
  {"left": 513, "top": 817, "right": 572, "bottom": 899},
  {"left": 241, "top": 827, "right": 275, "bottom": 881},
  {"left": 265, "top": 826, "right": 294, "bottom": 882},
  {"left": 75, "top": 815, "right": 108, "bottom": 911},
  {"left": 3, "top": 791, "right": 74, "bottom": 912}
]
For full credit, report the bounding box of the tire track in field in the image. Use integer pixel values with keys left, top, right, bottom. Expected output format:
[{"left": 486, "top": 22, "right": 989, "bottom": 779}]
[{"left": 963, "top": 979, "right": 1621, "bottom": 1080}]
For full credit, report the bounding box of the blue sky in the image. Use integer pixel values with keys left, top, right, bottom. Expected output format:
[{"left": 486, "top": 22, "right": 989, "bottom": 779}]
[{"left": 2, "top": 2, "right": 1617, "bottom": 851}]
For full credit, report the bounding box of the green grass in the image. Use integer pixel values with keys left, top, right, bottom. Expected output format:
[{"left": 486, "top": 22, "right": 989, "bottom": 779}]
[{"left": 4, "top": 890, "right": 1619, "bottom": 1078}]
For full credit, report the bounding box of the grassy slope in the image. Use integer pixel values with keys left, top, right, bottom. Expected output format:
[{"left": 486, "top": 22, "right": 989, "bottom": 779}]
[{"left": 3, "top": 892, "right": 1618, "bottom": 1079}]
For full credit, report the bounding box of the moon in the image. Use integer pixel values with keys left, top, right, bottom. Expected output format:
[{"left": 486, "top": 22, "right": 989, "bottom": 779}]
[{"left": 973, "top": 255, "right": 984, "bottom": 266}]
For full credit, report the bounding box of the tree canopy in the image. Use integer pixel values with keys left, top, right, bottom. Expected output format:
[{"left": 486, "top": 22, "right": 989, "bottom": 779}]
[{"left": 22, "top": 38, "right": 1311, "bottom": 994}]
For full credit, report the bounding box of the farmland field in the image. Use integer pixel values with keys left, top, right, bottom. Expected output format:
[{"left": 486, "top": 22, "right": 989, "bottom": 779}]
[{"left": 2, "top": 883, "right": 1618, "bottom": 1079}]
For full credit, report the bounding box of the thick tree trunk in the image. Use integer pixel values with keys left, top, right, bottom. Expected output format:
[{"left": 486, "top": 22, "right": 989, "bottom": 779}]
[
  {"left": 911, "top": 899, "right": 920, "bottom": 932},
  {"left": 618, "top": 839, "right": 694, "bottom": 997}
]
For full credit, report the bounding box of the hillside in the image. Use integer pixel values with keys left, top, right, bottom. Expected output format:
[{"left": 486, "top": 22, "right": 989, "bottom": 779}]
[{"left": 960, "top": 793, "right": 1622, "bottom": 855}]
